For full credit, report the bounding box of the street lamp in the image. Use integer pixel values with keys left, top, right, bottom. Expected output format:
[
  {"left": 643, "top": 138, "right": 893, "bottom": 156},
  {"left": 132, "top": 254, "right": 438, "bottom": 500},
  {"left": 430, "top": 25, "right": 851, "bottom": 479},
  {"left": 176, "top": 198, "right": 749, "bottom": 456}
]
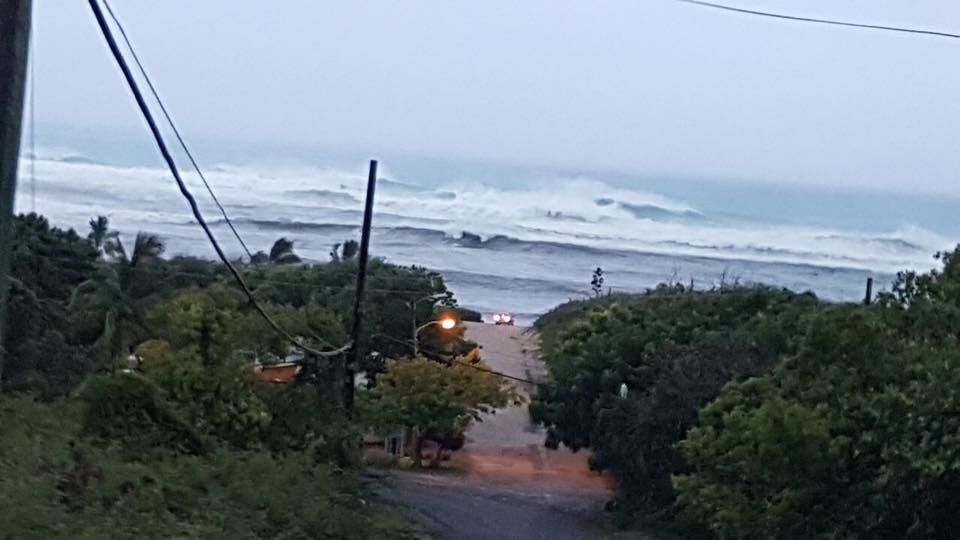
[
  {"left": 413, "top": 316, "right": 457, "bottom": 357},
  {"left": 407, "top": 293, "right": 450, "bottom": 356}
]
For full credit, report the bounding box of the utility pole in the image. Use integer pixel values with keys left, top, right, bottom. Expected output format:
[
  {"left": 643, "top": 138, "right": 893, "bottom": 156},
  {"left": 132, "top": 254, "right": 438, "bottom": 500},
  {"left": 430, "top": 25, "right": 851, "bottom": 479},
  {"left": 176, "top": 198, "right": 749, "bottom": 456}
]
[
  {"left": 0, "top": 0, "right": 33, "bottom": 388},
  {"left": 345, "top": 159, "right": 377, "bottom": 414},
  {"left": 864, "top": 277, "right": 873, "bottom": 306}
]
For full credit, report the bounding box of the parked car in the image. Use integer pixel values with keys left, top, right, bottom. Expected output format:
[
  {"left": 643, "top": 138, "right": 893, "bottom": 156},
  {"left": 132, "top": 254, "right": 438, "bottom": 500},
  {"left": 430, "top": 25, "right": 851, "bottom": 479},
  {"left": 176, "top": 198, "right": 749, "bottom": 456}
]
[{"left": 492, "top": 312, "right": 514, "bottom": 325}]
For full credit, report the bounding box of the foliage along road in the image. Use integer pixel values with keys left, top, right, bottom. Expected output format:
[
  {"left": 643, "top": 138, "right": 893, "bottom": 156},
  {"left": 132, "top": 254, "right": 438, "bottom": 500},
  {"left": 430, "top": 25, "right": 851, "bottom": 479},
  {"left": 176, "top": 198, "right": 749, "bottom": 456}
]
[{"left": 370, "top": 322, "right": 616, "bottom": 539}]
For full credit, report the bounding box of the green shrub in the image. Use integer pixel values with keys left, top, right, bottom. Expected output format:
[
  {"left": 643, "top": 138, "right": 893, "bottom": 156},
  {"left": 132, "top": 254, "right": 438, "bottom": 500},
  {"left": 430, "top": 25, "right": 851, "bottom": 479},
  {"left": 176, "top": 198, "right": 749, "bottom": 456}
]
[
  {"left": 79, "top": 373, "right": 208, "bottom": 457},
  {"left": 258, "top": 381, "right": 340, "bottom": 453},
  {"left": 137, "top": 338, "right": 271, "bottom": 449},
  {"left": 673, "top": 247, "right": 960, "bottom": 538},
  {"left": 531, "top": 286, "right": 822, "bottom": 519},
  {"left": 1, "top": 396, "right": 422, "bottom": 538}
]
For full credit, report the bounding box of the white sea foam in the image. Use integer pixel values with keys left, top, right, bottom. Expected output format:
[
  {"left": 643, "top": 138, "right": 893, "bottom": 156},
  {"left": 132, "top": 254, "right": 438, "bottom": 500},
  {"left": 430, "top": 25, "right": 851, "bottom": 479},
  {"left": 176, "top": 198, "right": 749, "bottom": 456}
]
[{"left": 15, "top": 152, "right": 952, "bottom": 278}]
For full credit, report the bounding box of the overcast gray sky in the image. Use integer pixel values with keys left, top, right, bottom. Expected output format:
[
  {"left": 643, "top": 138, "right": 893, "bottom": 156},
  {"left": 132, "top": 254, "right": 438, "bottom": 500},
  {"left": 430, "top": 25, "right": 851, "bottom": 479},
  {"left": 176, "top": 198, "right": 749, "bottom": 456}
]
[{"left": 32, "top": 1, "right": 960, "bottom": 194}]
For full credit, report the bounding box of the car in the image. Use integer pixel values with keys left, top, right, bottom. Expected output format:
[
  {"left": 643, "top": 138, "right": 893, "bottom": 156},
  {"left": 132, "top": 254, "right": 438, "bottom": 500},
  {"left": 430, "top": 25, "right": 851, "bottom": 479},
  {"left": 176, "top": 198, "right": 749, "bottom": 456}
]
[{"left": 492, "top": 312, "right": 514, "bottom": 325}]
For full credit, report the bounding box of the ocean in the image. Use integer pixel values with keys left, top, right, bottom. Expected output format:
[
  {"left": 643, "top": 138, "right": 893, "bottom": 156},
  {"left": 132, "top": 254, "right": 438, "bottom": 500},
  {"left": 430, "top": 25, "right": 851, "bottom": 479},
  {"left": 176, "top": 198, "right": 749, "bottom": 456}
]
[{"left": 16, "top": 127, "right": 960, "bottom": 324}]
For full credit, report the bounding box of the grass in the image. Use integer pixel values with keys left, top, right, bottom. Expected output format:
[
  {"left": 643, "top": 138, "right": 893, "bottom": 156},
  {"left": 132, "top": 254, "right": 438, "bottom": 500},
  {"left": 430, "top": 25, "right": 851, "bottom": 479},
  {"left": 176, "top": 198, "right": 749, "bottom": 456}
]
[{"left": 0, "top": 395, "right": 429, "bottom": 539}]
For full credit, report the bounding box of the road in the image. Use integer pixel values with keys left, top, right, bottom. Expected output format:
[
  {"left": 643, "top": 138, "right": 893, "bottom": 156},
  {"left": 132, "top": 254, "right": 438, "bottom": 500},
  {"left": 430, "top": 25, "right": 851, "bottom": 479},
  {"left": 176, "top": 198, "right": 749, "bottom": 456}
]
[
  {"left": 370, "top": 470, "right": 610, "bottom": 540},
  {"left": 371, "top": 322, "right": 615, "bottom": 540}
]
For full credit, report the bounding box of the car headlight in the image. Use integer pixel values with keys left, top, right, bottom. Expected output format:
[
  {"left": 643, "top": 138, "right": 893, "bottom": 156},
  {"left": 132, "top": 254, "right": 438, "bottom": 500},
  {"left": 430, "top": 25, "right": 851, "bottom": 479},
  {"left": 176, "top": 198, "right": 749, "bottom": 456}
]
[
  {"left": 502, "top": 314, "right": 512, "bottom": 322},
  {"left": 493, "top": 313, "right": 502, "bottom": 322}
]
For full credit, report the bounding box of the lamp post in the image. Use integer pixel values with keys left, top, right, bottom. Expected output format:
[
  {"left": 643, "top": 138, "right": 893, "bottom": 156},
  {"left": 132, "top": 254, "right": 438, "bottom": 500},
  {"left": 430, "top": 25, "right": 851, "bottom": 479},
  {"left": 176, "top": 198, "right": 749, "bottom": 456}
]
[
  {"left": 407, "top": 292, "right": 448, "bottom": 355},
  {"left": 413, "top": 317, "right": 456, "bottom": 357}
]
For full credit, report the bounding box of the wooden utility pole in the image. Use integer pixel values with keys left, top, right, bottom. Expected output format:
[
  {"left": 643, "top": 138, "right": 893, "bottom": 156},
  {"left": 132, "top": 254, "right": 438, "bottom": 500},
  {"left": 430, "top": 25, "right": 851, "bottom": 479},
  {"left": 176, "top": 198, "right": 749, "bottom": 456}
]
[
  {"left": 864, "top": 277, "right": 874, "bottom": 305},
  {"left": 0, "top": 0, "right": 33, "bottom": 387},
  {"left": 345, "top": 159, "right": 378, "bottom": 414}
]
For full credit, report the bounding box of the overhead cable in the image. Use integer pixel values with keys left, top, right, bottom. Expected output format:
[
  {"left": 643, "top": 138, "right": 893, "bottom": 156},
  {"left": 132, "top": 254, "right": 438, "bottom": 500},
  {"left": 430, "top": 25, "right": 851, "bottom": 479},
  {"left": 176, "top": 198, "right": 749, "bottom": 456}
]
[
  {"left": 674, "top": 0, "right": 960, "bottom": 40},
  {"left": 87, "top": 0, "right": 347, "bottom": 358},
  {"left": 101, "top": 0, "right": 255, "bottom": 259}
]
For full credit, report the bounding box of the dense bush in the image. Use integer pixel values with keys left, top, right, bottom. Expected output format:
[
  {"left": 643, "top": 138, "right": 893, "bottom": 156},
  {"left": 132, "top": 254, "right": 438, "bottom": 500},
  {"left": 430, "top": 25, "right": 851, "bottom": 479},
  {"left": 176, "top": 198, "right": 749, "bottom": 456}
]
[
  {"left": 79, "top": 373, "right": 209, "bottom": 457},
  {"left": 0, "top": 397, "right": 421, "bottom": 538},
  {"left": 531, "top": 285, "right": 822, "bottom": 519},
  {"left": 674, "top": 249, "right": 960, "bottom": 538},
  {"left": 2, "top": 214, "right": 97, "bottom": 395},
  {"left": 258, "top": 381, "right": 333, "bottom": 453}
]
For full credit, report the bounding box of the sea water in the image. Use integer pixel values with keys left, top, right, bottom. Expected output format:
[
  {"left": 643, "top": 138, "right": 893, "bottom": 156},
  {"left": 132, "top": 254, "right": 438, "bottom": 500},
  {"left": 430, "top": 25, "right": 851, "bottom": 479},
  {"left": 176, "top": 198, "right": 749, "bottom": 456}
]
[{"left": 16, "top": 127, "right": 960, "bottom": 324}]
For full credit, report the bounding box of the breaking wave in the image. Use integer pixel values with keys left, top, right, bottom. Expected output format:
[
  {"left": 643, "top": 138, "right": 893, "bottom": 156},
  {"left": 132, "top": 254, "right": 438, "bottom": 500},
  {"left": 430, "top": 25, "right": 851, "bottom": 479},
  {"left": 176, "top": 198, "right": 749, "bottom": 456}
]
[{"left": 17, "top": 150, "right": 954, "bottom": 277}]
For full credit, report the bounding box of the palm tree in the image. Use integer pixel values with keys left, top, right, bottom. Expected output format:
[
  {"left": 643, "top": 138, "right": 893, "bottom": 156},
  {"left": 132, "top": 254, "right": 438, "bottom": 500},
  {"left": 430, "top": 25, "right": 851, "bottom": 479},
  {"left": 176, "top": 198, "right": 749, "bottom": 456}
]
[
  {"left": 329, "top": 239, "right": 358, "bottom": 262},
  {"left": 87, "top": 215, "right": 120, "bottom": 258},
  {"left": 126, "top": 232, "right": 165, "bottom": 267},
  {"left": 341, "top": 239, "right": 359, "bottom": 260},
  {"left": 70, "top": 230, "right": 166, "bottom": 365},
  {"left": 268, "top": 237, "right": 301, "bottom": 264}
]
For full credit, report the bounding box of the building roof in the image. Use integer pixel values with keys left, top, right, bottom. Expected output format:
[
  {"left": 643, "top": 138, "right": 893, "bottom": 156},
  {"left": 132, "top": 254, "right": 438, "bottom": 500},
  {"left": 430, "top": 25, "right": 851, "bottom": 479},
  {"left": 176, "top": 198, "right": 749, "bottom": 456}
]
[{"left": 253, "top": 362, "right": 300, "bottom": 384}]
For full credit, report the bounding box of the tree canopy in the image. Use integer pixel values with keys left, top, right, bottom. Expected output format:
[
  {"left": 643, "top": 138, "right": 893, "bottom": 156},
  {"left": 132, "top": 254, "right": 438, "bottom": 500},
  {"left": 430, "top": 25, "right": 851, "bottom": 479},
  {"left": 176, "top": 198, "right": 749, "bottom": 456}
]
[
  {"left": 673, "top": 248, "right": 960, "bottom": 538},
  {"left": 359, "top": 352, "right": 516, "bottom": 466}
]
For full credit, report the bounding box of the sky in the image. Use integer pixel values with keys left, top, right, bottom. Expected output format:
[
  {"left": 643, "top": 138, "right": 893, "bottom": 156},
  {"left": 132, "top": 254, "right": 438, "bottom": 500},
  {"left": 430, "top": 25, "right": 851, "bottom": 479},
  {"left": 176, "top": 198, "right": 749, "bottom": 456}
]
[{"left": 29, "top": 0, "right": 960, "bottom": 195}]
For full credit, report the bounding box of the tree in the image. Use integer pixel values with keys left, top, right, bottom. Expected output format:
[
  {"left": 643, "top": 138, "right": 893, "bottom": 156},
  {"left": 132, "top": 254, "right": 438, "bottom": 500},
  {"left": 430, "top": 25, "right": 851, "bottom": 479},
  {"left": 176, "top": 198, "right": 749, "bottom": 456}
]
[
  {"left": 86, "top": 215, "right": 119, "bottom": 258},
  {"left": 674, "top": 247, "right": 960, "bottom": 538},
  {"left": 358, "top": 352, "right": 516, "bottom": 467},
  {"left": 68, "top": 231, "right": 166, "bottom": 364},
  {"left": 341, "top": 239, "right": 359, "bottom": 260},
  {"left": 329, "top": 239, "right": 359, "bottom": 262},
  {"left": 530, "top": 286, "right": 821, "bottom": 518},
  {"left": 590, "top": 267, "right": 604, "bottom": 297},
  {"left": 2, "top": 214, "right": 97, "bottom": 393},
  {"left": 243, "top": 259, "right": 466, "bottom": 373},
  {"left": 268, "top": 237, "right": 301, "bottom": 265},
  {"left": 138, "top": 288, "right": 274, "bottom": 448}
]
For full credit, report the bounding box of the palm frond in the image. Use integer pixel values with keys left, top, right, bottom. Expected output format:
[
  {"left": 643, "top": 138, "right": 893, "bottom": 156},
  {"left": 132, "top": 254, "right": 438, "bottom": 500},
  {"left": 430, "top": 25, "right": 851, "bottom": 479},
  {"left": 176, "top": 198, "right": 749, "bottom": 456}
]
[{"left": 130, "top": 232, "right": 165, "bottom": 267}]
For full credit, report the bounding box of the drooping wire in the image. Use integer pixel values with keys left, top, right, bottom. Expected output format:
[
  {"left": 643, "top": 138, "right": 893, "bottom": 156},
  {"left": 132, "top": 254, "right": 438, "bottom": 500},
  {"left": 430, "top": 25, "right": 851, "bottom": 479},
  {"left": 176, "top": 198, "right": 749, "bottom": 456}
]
[
  {"left": 450, "top": 356, "right": 540, "bottom": 385},
  {"left": 376, "top": 334, "right": 541, "bottom": 386},
  {"left": 673, "top": 0, "right": 960, "bottom": 40},
  {"left": 100, "top": 0, "right": 254, "bottom": 260},
  {"left": 86, "top": 0, "right": 346, "bottom": 358}
]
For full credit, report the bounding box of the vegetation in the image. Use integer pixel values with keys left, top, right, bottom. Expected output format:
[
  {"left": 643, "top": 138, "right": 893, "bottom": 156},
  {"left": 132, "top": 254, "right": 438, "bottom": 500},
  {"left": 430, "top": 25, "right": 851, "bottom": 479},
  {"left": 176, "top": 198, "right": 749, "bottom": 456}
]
[
  {"left": 590, "top": 267, "right": 604, "bottom": 297},
  {"left": 2, "top": 213, "right": 465, "bottom": 396},
  {"left": 673, "top": 249, "right": 960, "bottom": 538},
  {"left": 534, "top": 248, "right": 960, "bottom": 537},
  {"left": 18, "top": 207, "right": 960, "bottom": 538},
  {"left": 358, "top": 351, "right": 517, "bottom": 467},
  {"left": 0, "top": 212, "right": 476, "bottom": 537},
  {"left": 0, "top": 396, "right": 422, "bottom": 539},
  {"left": 531, "top": 285, "right": 822, "bottom": 524}
]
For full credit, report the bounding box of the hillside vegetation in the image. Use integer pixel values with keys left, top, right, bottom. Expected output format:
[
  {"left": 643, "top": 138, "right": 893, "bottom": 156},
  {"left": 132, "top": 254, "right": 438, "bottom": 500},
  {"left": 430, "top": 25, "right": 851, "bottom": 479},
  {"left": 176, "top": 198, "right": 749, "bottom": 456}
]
[
  {"left": 1, "top": 213, "right": 469, "bottom": 538},
  {"left": 534, "top": 249, "right": 960, "bottom": 537}
]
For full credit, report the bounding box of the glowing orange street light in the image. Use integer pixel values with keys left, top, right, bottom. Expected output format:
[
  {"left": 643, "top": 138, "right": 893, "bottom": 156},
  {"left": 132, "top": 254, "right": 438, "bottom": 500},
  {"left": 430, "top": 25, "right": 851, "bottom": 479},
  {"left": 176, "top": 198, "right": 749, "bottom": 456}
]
[
  {"left": 439, "top": 317, "right": 457, "bottom": 330},
  {"left": 413, "top": 316, "right": 458, "bottom": 356}
]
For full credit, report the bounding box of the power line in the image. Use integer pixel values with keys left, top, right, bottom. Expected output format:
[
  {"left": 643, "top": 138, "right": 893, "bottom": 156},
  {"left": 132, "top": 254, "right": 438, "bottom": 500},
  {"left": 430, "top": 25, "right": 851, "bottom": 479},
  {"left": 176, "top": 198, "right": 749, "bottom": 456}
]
[
  {"left": 100, "top": 0, "right": 254, "bottom": 260},
  {"left": 450, "top": 355, "right": 540, "bottom": 385},
  {"left": 86, "top": 0, "right": 346, "bottom": 359},
  {"left": 398, "top": 340, "right": 542, "bottom": 386},
  {"left": 673, "top": 0, "right": 960, "bottom": 40},
  {"left": 28, "top": 9, "right": 35, "bottom": 213}
]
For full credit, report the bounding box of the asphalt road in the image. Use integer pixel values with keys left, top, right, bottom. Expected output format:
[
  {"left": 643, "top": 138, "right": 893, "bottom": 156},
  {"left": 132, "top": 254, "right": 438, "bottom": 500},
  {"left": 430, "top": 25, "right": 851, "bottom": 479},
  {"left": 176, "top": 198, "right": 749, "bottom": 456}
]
[
  {"left": 369, "top": 471, "right": 611, "bottom": 540},
  {"left": 372, "top": 323, "right": 617, "bottom": 540}
]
